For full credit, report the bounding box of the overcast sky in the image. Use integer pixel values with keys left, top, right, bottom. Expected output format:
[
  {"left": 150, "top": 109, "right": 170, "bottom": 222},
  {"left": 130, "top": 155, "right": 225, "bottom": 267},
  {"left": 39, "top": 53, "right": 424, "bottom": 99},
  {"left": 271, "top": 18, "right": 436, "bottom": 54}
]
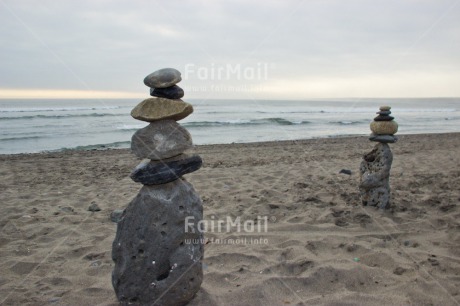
[{"left": 1, "top": 0, "right": 459, "bottom": 99}]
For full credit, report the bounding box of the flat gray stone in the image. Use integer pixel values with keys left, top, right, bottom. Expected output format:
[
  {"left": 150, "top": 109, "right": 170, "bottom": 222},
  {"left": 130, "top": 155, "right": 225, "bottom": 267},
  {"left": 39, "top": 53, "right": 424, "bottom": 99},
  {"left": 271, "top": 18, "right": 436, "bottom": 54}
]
[
  {"left": 359, "top": 143, "right": 393, "bottom": 209},
  {"left": 144, "top": 68, "right": 182, "bottom": 88},
  {"left": 112, "top": 179, "right": 203, "bottom": 305},
  {"left": 369, "top": 134, "right": 398, "bottom": 143},
  {"left": 88, "top": 202, "right": 101, "bottom": 212},
  {"left": 130, "top": 154, "right": 202, "bottom": 185},
  {"left": 131, "top": 120, "right": 192, "bottom": 160},
  {"left": 131, "top": 98, "right": 193, "bottom": 122}
]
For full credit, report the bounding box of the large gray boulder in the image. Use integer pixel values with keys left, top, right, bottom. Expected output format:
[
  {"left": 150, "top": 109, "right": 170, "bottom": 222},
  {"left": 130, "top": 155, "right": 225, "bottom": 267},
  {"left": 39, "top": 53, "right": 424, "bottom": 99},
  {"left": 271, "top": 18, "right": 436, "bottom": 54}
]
[
  {"left": 359, "top": 143, "right": 393, "bottom": 209},
  {"left": 112, "top": 179, "right": 203, "bottom": 305},
  {"left": 131, "top": 120, "right": 193, "bottom": 160}
]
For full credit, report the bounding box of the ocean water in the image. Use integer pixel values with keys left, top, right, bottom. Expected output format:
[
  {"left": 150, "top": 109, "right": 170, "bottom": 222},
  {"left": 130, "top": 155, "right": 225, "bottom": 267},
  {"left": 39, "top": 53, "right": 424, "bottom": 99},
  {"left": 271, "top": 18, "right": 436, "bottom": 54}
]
[{"left": 0, "top": 98, "right": 459, "bottom": 154}]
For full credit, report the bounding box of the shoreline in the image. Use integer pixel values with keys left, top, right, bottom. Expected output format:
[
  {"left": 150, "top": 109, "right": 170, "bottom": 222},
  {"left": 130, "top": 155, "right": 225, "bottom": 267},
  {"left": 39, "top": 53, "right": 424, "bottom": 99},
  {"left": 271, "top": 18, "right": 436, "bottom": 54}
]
[
  {"left": 1, "top": 131, "right": 459, "bottom": 158},
  {"left": 0, "top": 132, "right": 459, "bottom": 305}
]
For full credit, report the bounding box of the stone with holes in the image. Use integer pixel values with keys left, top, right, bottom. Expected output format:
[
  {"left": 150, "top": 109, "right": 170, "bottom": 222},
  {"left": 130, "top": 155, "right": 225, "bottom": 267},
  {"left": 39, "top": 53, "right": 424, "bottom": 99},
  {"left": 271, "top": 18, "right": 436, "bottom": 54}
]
[
  {"left": 131, "top": 120, "right": 192, "bottom": 160},
  {"left": 112, "top": 179, "right": 203, "bottom": 305},
  {"left": 359, "top": 142, "right": 393, "bottom": 209}
]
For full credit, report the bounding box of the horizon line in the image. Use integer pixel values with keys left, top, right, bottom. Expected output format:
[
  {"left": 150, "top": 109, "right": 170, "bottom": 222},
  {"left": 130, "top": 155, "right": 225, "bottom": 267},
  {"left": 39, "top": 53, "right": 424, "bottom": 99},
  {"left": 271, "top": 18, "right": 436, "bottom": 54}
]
[{"left": 1, "top": 97, "right": 459, "bottom": 100}]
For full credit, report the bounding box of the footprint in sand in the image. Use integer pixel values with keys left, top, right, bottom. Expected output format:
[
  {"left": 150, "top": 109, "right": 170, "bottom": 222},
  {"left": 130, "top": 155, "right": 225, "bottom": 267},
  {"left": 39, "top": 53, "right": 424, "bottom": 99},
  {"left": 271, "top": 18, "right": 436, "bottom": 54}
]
[{"left": 10, "top": 261, "right": 38, "bottom": 275}]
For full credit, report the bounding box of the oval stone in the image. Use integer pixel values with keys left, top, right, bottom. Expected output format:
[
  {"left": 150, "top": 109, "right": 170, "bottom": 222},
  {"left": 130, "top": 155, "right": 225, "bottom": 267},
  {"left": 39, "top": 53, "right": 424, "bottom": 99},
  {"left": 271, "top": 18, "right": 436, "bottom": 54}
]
[
  {"left": 370, "top": 120, "right": 398, "bottom": 135},
  {"left": 130, "top": 154, "right": 203, "bottom": 185},
  {"left": 150, "top": 85, "right": 184, "bottom": 99},
  {"left": 379, "top": 106, "right": 391, "bottom": 111},
  {"left": 131, "top": 98, "right": 193, "bottom": 122},
  {"left": 374, "top": 115, "right": 394, "bottom": 121},
  {"left": 144, "top": 68, "right": 181, "bottom": 88},
  {"left": 369, "top": 134, "right": 398, "bottom": 143},
  {"left": 131, "top": 120, "right": 192, "bottom": 160}
]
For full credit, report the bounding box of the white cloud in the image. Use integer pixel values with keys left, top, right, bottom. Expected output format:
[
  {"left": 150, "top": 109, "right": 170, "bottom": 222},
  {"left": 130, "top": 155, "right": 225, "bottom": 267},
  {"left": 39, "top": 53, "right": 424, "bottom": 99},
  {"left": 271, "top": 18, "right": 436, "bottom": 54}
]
[
  {"left": 0, "top": 88, "right": 143, "bottom": 99},
  {"left": 0, "top": 0, "right": 459, "bottom": 98}
]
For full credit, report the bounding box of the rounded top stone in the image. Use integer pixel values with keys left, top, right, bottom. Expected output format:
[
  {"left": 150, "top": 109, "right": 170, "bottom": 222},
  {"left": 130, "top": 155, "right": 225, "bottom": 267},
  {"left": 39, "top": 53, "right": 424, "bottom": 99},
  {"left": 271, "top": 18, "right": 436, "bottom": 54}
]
[
  {"left": 144, "top": 68, "right": 181, "bottom": 88},
  {"left": 370, "top": 120, "right": 398, "bottom": 135},
  {"left": 131, "top": 97, "right": 193, "bottom": 122},
  {"left": 379, "top": 106, "right": 391, "bottom": 111}
]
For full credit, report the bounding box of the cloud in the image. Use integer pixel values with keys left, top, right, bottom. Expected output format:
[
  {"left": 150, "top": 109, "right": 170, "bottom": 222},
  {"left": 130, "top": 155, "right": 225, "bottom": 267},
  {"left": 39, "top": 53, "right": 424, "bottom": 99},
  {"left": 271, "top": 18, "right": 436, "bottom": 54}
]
[
  {"left": 260, "top": 71, "right": 460, "bottom": 98},
  {"left": 0, "top": 0, "right": 459, "bottom": 98},
  {"left": 0, "top": 88, "right": 143, "bottom": 99}
]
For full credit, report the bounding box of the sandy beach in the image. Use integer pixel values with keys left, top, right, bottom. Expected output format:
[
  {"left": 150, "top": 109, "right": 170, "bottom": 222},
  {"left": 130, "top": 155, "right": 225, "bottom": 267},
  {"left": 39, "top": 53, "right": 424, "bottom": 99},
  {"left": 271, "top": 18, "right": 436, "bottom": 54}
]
[{"left": 0, "top": 133, "right": 459, "bottom": 305}]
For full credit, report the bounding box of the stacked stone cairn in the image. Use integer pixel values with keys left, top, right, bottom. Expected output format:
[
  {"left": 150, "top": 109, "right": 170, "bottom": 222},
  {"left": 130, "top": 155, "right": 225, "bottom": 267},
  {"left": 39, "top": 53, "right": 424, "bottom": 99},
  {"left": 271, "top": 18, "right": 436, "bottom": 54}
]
[
  {"left": 112, "top": 68, "right": 204, "bottom": 305},
  {"left": 359, "top": 106, "right": 398, "bottom": 209}
]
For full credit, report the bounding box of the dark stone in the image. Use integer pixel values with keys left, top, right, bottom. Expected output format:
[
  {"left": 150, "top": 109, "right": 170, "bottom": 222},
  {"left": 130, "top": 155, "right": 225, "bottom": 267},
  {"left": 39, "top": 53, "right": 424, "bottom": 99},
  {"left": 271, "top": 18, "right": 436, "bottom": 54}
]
[
  {"left": 359, "top": 143, "right": 393, "bottom": 209},
  {"left": 110, "top": 209, "right": 125, "bottom": 223},
  {"left": 374, "top": 115, "right": 394, "bottom": 121},
  {"left": 393, "top": 267, "right": 407, "bottom": 275},
  {"left": 144, "top": 68, "right": 181, "bottom": 88},
  {"left": 150, "top": 85, "right": 185, "bottom": 99},
  {"left": 88, "top": 202, "right": 101, "bottom": 212},
  {"left": 112, "top": 180, "right": 203, "bottom": 306},
  {"left": 428, "top": 258, "right": 440, "bottom": 266},
  {"left": 130, "top": 154, "right": 202, "bottom": 185},
  {"left": 369, "top": 134, "right": 398, "bottom": 143},
  {"left": 376, "top": 111, "right": 391, "bottom": 116},
  {"left": 339, "top": 169, "right": 352, "bottom": 175}
]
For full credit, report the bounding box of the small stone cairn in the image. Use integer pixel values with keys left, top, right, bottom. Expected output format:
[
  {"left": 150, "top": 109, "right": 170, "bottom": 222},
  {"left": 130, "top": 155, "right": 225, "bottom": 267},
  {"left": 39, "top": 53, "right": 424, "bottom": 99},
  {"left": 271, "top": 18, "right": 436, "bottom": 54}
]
[
  {"left": 112, "top": 68, "right": 204, "bottom": 305},
  {"left": 359, "top": 106, "right": 398, "bottom": 209}
]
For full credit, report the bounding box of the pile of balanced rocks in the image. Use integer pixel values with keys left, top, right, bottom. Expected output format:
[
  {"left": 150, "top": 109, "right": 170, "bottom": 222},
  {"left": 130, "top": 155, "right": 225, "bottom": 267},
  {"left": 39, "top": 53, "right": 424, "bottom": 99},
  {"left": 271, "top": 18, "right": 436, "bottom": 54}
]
[
  {"left": 112, "top": 68, "right": 204, "bottom": 305},
  {"left": 359, "top": 106, "right": 398, "bottom": 209},
  {"left": 369, "top": 106, "right": 398, "bottom": 143}
]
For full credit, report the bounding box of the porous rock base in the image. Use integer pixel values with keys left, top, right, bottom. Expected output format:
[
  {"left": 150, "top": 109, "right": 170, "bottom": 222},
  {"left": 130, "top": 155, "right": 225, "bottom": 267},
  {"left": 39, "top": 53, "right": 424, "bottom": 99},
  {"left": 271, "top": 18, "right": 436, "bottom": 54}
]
[
  {"left": 359, "top": 142, "right": 393, "bottom": 209},
  {"left": 112, "top": 179, "right": 203, "bottom": 305}
]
